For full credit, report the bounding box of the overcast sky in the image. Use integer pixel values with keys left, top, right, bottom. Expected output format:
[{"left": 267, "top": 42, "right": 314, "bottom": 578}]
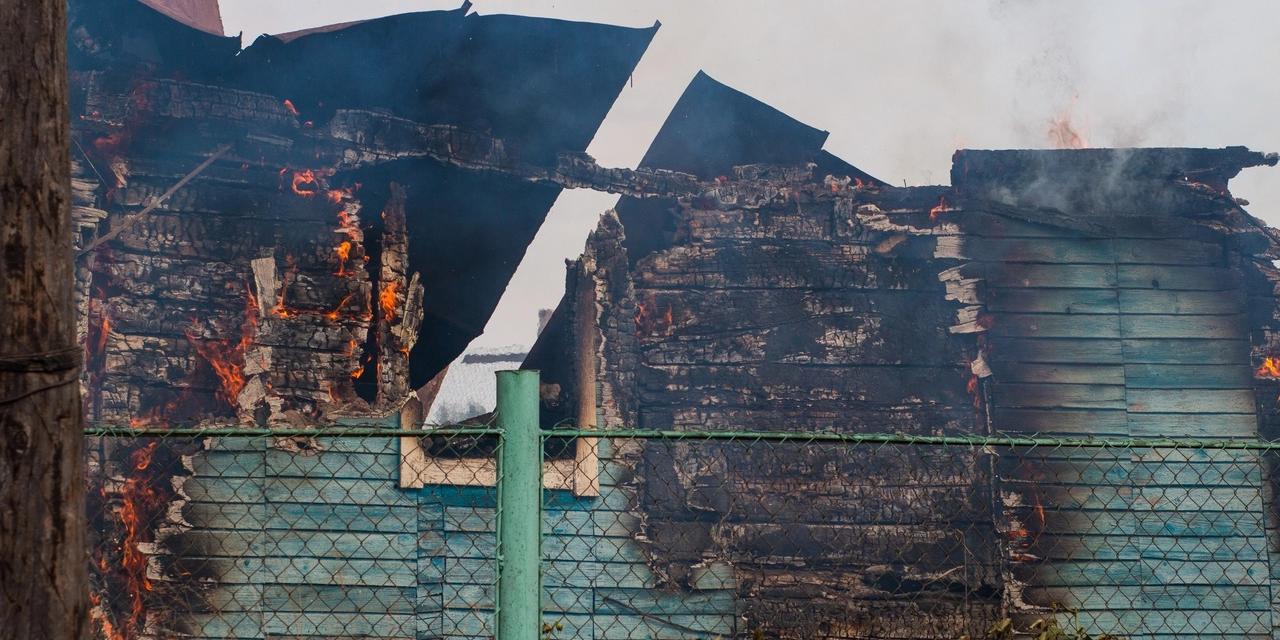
[{"left": 220, "top": 0, "right": 1280, "bottom": 350}]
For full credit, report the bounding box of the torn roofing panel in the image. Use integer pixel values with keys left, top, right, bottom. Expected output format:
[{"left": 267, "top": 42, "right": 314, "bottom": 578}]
[
  {"left": 136, "top": 0, "right": 224, "bottom": 36},
  {"left": 615, "top": 70, "right": 882, "bottom": 266},
  {"left": 68, "top": 0, "right": 241, "bottom": 80},
  {"left": 525, "top": 72, "right": 886, "bottom": 384},
  {"left": 68, "top": 0, "right": 658, "bottom": 392},
  {"left": 231, "top": 11, "right": 659, "bottom": 166},
  {"left": 635, "top": 70, "right": 829, "bottom": 178},
  {"left": 227, "top": 10, "right": 658, "bottom": 388}
]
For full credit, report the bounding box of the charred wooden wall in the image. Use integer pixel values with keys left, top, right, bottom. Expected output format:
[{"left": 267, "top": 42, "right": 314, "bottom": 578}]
[
  {"left": 70, "top": 3, "right": 659, "bottom": 638},
  {"left": 563, "top": 188, "right": 1001, "bottom": 637},
  {"left": 543, "top": 132, "right": 1280, "bottom": 638}
]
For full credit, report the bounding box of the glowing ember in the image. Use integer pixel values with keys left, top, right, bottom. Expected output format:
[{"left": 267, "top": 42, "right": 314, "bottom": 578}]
[
  {"left": 324, "top": 293, "right": 354, "bottom": 322},
  {"left": 1257, "top": 357, "right": 1280, "bottom": 379},
  {"left": 282, "top": 99, "right": 300, "bottom": 116},
  {"left": 966, "top": 374, "right": 982, "bottom": 410},
  {"left": 380, "top": 281, "right": 400, "bottom": 321},
  {"left": 929, "top": 196, "right": 948, "bottom": 221},
  {"left": 336, "top": 208, "right": 358, "bottom": 235},
  {"left": 350, "top": 365, "right": 365, "bottom": 380},
  {"left": 291, "top": 169, "right": 319, "bottom": 197},
  {"left": 634, "top": 297, "right": 675, "bottom": 336}
]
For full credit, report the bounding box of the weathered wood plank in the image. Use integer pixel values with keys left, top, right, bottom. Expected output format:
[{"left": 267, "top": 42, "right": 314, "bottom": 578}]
[
  {"left": 1120, "top": 339, "right": 1249, "bottom": 364},
  {"left": 424, "top": 530, "right": 647, "bottom": 565},
  {"left": 1117, "top": 265, "right": 1242, "bottom": 291},
  {"left": 1127, "top": 389, "right": 1256, "bottom": 414},
  {"left": 1126, "top": 413, "right": 1258, "bottom": 438},
  {"left": 1022, "top": 559, "right": 1267, "bottom": 588},
  {"left": 942, "top": 238, "right": 1222, "bottom": 265},
  {"left": 993, "top": 363, "right": 1125, "bottom": 385},
  {"left": 639, "top": 363, "right": 971, "bottom": 407},
  {"left": 262, "top": 502, "right": 418, "bottom": 533},
  {"left": 1124, "top": 364, "right": 1254, "bottom": 389},
  {"left": 1120, "top": 314, "right": 1248, "bottom": 339},
  {"left": 263, "top": 476, "right": 417, "bottom": 506},
  {"left": 990, "top": 408, "right": 1129, "bottom": 435},
  {"left": 1032, "top": 534, "right": 1269, "bottom": 562},
  {"left": 190, "top": 451, "right": 265, "bottom": 478},
  {"left": 636, "top": 243, "right": 945, "bottom": 291},
  {"left": 261, "top": 530, "right": 416, "bottom": 559},
  {"left": 182, "top": 502, "right": 266, "bottom": 530},
  {"left": 1117, "top": 289, "right": 1245, "bottom": 315},
  {"left": 263, "top": 449, "right": 399, "bottom": 480},
  {"left": 986, "top": 264, "right": 1116, "bottom": 289},
  {"left": 181, "top": 477, "right": 264, "bottom": 503},
  {"left": 991, "top": 338, "right": 1124, "bottom": 364},
  {"left": 987, "top": 288, "right": 1118, "bottom": 314},
  {"left": 594, "top": 587, "right": 739, "bottom": 616},
  {"left": 593, "top": 612, "right": 741, "bottom": 639},
  {"left": 1036, "top": 509, "right": 1265, "bottom": 538},
  {"left": 260, "top": 584, "right": 416, "bottom": 614},
  {"left": 260, "top": 557, "right": 416, "bottom": 587},
  {"left": 1022, "top": 584, "right": 1271, "bottom": 611},
  {"left": 262, "top": 611, "right": 415, "bottom": 637},
  {"left": 993, "top": 383, "right": 1126, "bottom": 410},
  {"left": 180, "top": 612, "right": 261, "bottom": 638},
  {"left": 989, "top": 314, "right": 1121, "bottom": 339}
]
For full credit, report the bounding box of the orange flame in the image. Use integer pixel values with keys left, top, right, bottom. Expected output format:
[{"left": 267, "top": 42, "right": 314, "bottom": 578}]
[
  {"left": 1257, "top": 357, "right": 1280, "bottom": 379},
  {"left": 324, "top": 294, "right": 353, "bottom": 322},
  {"left": 282, "top": 99, "right": 300, "bottom": 117},
  {"left": 380, "top": 281, "right": 400, "bottom": 322},
  {"left": 335, "top": 241, "right": 352, "bottom": 276},
  {"left": 272, "top": 257, "right": 298, "bottom": 318},
  {"left": 336, "top": 209, "right": 358, "bottom": 235},
  {"left": 290, "top": 169, "right": 318, "bottom": 197},
  {"left": 116, "top": 442, "right": 162, "bottom": 638},
  {"left": 634, "top": 296, "right": 675, "bottom": 336},
  {"left": 929, "top": 196, "right": 948, "bottom": 221},
  {"left": 1047, "top": 104, "right": 1089, "bottom": 149},
  {"left": 186, "top": 285, "right": 259, "bottom": 406}
]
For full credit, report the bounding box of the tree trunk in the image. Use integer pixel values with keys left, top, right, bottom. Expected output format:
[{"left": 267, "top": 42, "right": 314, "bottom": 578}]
[{"left": 0, "top": 0, "right": 88, "bottom": 638}]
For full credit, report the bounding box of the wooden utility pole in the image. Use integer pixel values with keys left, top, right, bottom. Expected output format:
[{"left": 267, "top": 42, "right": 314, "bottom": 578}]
[{"left": 0, "top": 0, "right": 89, "bottom": 638}]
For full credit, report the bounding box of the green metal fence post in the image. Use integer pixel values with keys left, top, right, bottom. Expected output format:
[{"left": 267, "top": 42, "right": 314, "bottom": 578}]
[{"left": 496, "top": 369, "right": 542, "bottom": 640}]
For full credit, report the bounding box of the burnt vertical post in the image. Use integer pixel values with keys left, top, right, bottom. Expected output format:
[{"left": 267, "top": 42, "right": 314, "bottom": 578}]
[{"left": 496, "top": 369, "right": 542, "bottom": 639}]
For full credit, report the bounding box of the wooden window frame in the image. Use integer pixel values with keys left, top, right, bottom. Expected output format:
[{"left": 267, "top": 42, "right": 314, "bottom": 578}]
[{"left": 398, "top": 390, "right": 601, "bottom": 497}]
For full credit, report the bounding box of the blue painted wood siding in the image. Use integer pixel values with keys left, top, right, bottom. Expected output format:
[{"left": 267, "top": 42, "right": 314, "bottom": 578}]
[
  {"left": 417, "top": 437, "right": 741, "bottom": 639},
  {"left": 174, "top": 422, "right": 738, "bottom": 639},
  {"left": 964, "top": 214, "right": 1273, "bottom": 637},
  {"left": 177, "top": 427, "right": 418, "bottom": 639}
]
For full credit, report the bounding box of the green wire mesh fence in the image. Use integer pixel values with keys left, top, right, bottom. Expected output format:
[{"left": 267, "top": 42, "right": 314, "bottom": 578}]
[{"left": 85, "top": 398, "right": 1280, "bottom": 638}]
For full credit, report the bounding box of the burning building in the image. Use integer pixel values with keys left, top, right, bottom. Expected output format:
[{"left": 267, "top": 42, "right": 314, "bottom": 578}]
[
  {"left": 526, "top": 73, "right": 1280, "bottom": 637},
  {"left": 72, "top": 1, "right": 660, "bottom": 637},
  {"left": 73, "top": 1, "right": 1280, "bottom": 639}
]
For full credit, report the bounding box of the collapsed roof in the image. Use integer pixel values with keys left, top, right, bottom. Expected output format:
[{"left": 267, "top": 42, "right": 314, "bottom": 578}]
[{"left": 70, "top": 0, "right": 658, "bottom": 391}]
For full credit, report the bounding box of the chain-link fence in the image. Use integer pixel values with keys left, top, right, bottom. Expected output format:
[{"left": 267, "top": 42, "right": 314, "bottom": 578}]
[{"left": 85, "top": 375, "right": 1280, "bottom": 639}]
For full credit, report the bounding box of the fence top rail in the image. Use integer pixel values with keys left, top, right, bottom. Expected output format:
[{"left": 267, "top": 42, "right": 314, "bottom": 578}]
[{"left": 81, "top": 424, "right": 1280, "bottom": 450}]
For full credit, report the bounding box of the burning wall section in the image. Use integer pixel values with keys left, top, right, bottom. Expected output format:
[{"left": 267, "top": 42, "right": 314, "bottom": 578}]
[
  {"left": 552, "top": 169, "right": 1001, "bottom": 638},
  {"left": 544, "top": 147, "right": 1280, "bottom": 638},
  {"left": 72, "top": 73, "right": 430, "bottom": 638}
]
